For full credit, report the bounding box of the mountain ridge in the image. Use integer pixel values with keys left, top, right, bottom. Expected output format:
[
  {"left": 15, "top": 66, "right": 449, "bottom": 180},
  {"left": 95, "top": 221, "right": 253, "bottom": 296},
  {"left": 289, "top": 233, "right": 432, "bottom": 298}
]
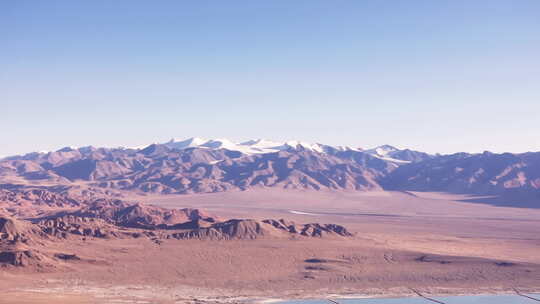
[
  {"left": 6, "top": 137, "right": 430, "bottom": 164},
  {"left": 1, "top": 138, "right": 539, "bottom": 206}
]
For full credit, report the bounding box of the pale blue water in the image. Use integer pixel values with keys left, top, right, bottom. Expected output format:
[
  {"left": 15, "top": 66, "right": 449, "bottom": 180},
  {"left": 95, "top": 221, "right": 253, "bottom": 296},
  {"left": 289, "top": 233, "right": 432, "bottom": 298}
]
[
  {"left": 280, "top": 294, "right": 540, "bottom": 303},
  {"left": 434, "top": 294, "right": 538, "bottom": 303}
]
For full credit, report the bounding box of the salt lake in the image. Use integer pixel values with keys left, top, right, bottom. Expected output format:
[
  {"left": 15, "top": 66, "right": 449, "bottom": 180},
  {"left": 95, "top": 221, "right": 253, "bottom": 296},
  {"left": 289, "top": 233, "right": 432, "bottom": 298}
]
[{"left": 279, "top": 293, "right": 540, "bottom": 304}]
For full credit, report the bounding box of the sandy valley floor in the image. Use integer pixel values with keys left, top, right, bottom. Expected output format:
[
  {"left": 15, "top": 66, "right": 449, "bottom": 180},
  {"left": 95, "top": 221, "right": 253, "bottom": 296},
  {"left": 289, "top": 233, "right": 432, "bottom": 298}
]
[{"left": 1, "top": 190, "right": 540, "bottom": 303}]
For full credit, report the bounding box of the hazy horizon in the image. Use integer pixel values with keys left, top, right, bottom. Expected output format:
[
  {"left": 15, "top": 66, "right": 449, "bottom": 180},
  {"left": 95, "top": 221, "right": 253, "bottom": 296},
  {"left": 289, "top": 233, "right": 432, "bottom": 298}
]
[{"left": 2, "top": 1, "right": 539, "bottom": 156}]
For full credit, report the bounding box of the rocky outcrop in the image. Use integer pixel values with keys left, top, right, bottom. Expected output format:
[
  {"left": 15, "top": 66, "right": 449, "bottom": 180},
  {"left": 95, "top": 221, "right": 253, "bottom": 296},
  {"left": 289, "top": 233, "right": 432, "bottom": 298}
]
[
  {"left": 0, "top": 217, "right": 49, "bottom": 268},
  {"left": 0, "top": 188, "right": 82, "bottom": 208},
  {"left": 169, "top": 219, "right": 354, "bottom": 240},
  {"left": 169, "top": 219, "right": 271, "bottom": 240},
  {"left": 67, "top": 200, "right": 217, "bottom": 229},
  {"left": 0, "top": 216, "right": 33, "bottom": 243},
  {"left": 36, "top": 215, "right": 114, "bottom": 239},
  {"left": 262, "top": 219, "right": 354, "bottom": 237},
  {"left": 26, "top": 200, "right": 219, "bottom": 240},
  {"left": 33, "top": 213, "right": 356, "bottom": 241},
  {"left": 0, "top": 249, "right": 44, "bottom": 267}
]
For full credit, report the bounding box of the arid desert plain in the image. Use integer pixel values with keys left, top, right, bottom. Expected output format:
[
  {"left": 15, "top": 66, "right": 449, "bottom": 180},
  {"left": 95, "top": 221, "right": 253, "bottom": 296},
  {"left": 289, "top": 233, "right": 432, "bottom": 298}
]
[{"left": 2, "top": 188, "right": 540, "bottom": 304}]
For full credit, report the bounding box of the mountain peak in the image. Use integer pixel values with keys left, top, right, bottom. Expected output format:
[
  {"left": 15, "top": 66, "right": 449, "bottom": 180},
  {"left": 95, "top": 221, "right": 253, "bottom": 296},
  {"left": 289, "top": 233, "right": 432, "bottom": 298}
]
[
  {"left": 165, "top": 137, "right": 208, "bottom": 150},
  {"left": 157, "top": 138, "right": 429, "bottom": 161},
  {"left": 56, "top": 146, "right": 77, "bottom": 153}
]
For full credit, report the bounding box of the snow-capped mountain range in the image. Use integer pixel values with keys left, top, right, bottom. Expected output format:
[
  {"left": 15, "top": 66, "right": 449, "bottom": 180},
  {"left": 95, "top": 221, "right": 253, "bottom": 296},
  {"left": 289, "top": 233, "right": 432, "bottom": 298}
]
[
  {"left": 1, "top": 137, "right": 539, "bottom": 206},
  {"left": 163, "top": 137, "right": 413, "bottom": 163}
]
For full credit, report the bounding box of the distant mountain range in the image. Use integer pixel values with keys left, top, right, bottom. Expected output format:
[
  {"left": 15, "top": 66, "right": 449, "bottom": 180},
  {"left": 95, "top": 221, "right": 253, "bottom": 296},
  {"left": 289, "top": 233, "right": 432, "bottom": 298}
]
[
  {"left": 1, "top": 138, "right": 538, "bottom": 205},
  {"left": 160, "top": 137, "right": 431, "bottom": 163}
]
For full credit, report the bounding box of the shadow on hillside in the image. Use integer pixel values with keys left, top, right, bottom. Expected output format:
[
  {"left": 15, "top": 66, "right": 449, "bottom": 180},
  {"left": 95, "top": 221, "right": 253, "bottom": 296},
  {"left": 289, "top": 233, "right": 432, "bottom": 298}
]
[{"left": 457, "top": 194, "right": 540, "bottom": 209}]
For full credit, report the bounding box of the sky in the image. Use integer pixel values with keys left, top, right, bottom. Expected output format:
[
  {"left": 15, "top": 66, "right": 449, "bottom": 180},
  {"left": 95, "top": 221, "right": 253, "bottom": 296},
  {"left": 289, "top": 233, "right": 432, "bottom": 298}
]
[{"left": 1, "top": 1, "right": 539, "bottom": 156}]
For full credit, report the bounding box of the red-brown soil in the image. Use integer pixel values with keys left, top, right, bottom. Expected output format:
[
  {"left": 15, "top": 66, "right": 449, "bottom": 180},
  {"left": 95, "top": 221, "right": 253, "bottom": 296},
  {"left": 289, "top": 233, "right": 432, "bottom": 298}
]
[{"left": 1, "top": 189, "right": 539, "bottom": 303}]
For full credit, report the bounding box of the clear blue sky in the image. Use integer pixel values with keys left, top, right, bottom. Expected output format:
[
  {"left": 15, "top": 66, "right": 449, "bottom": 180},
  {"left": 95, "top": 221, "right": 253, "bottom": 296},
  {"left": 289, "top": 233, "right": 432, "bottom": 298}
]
[{"left": 1, "top": 1, "right": 539, "bottom": 156}]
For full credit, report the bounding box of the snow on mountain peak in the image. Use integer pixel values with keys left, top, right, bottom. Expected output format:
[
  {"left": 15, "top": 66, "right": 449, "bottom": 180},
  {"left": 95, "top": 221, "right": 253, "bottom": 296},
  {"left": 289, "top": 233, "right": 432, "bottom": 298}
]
[
  {"left": 165, "top": 137, "right": 208, "bottom": 150},
  {"left": 240, "top": 139, "right": 280, "bottom": 147},
  {"left": 200, "top": 138, "right": 241, "bottom": 151},
  {"left": 160, "top": 138, "right": 418, "bottom": 164},
  {"left": 163, "top": 137, "right": 329, "bottom": 155},
  {"left": 368, "top": 145, "right": 399, "bottom": 156}
]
